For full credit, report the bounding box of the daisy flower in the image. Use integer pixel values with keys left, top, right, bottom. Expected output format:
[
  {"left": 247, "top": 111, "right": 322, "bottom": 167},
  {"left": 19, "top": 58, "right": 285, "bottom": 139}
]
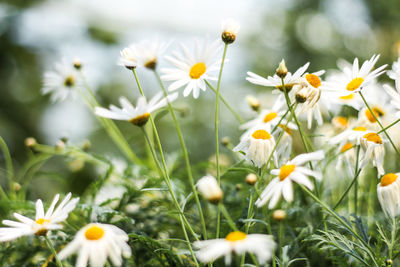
[
  {"left": 255, "top": 151, "right": 324, "bottom": 209},
  {"left": 221, "top": 18, "right": 240, "bottom": 44},
  {"left": 197, "top": 175, "right": 223, "bottom": 203},
  {"left": 335, "top": 142, "right": 357, "bottom": 176},
  {"left": 161, "top": 39, "right": 222, "bottom": 98},
  {"left": 377, "top": 173, "right": 400, "bottom": 218},
  {"left": 194, "top": 231, "right": 275, "bottom": 265},
  {"left": 383, "top": 83, "right": 400, "bottom": 118},
  {"left": 119, "top": 39, "right": 169, "bottom": 70},
  {"left": 233, "top": 127, "right": 276, "bottom": 168},
  {"left": 325, "top": 54, "right": 386, "bottom": 94},
  {"left": 58, "top": 223, "right": 131, "bottom": 267},
  {"left": 359, "top": 132, "right": 385, "bottom": 176},
  {"left": 246, "top": 62, "right": 309, "bottom": 92},
  {"left": 387, "top": 57, "right": 400, "bottom": 88},
  {"left": 94, "top": 92, "right": 178, "bottom": 126},
  {"left": 273, "top": 124, "right": 293, "bottom": 163},
  {"left": 0, "top": 193, "right": 79, "bottom": 241},
  {"left": 42, "top": 59, "right": 80, "bottom": 102},
  {"left": 329, "top": 125, "right": 369, "bottom": 146}
]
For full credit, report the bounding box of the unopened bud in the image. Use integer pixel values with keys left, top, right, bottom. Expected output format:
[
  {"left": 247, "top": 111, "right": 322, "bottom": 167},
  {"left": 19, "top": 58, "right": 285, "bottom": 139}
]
[
  {"left": 56, "top": 140, "right": 66, "bottom": 151},
  {"left": 73, "top": 58, "right": 82, "bottom": 70},
  {"left": 68, "top": 159, "right": 85, "bottom": 172},
  {"left": 221, "top": 136, "right": 230, "bottom": 147},
  {"left": 276, "top": 59, "right": 288, "bottom": 78},
  {"left": 235, "top": 183, "right": 243, "bottom": 191},
  {"left": 272, "top": 209, "right": 286, "bottom": 221},
  {"left": 13, "top": 183, "right": 21, "bottom": 192},
  {"left": 295, "top": 87, "right": 308, "bottom": 103},
  {"left": 245, "top": 173, "right": 258, "bottom": 185},
  {"left": 197, "top": 175, "right": 223, "bottom": 204},
  {"left": 246, "top": 95, "right": 260, "bottom": 111},
  {"left": 386, "top": 259, "right": 393, "bottom": 266},
  {"left": 25, "top": 137, "right": 37, "bottom": 148},
  {"left": 82, "top": 140, "right": 91, "bottom": 151},
  {"left": 221, "top": 19, "right": 240, "bottom": 44}
]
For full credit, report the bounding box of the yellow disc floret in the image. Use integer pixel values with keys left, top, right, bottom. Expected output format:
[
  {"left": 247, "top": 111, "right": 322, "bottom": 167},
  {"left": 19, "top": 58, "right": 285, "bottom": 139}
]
[
  {"left": 365, "top": 107, "right": 385, "bottom": 123},
  {"left": 353, "top": 126, "right": 367, "bottom": 131},
  {"left": 333, "top": 116, "right": 348, "bottom": 128},
  {"left": 225, "top": 231, "right": 247, "bottom": 242},
  {"left": 305, "top": 74, "right": 321, "bottom": 88},
  {"left": 341, "top": 142, "right": 354, "bottom": 152},
  {"left": 339, "top": 94, "right": 354, "bottom": 100},
  {"left": 263, "top": 112, "right": 278, "bottom": 123},
  {"left": 279, "top": 164, "right": 296, "bottom": 180},
  {"left": 189, "top": 63, "right": 206, "bottom": 79},
  {"left": 35, "top": 218, "right": 50, "bottom": 225},
  {"left": 251, "top": 129, "right": 272, "bottom": 140},
  {"left": 363, "top": 133, "right": 382, "bottom": 144},
  {"left": 346, "top": 77, "right": 364, "bottom": 91},
  {"left": 380, "top": 173, "right": 398, "bottom": 187},
  {"left": 85, "top": 225, "right": 105, "bottom": 241}
]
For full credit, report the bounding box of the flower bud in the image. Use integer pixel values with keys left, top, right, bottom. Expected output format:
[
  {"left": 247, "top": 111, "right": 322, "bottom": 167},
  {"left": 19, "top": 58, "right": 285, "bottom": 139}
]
[
  {"left": 56, "top": 140, "right": 66, "bottom": 151},
  {"left": 221, "top": 136, "right": 230, "bottom": 147},
  {"left": 25, "top": 137, "right": 37, "bottom": 148},
  {"left": 295, "top": 87, "right": 308, "bottom": 103},
  {"left": 221, "top": 19, "right": 240, "bottom": 44},
  {"left": 13, "top": 183, "right": 21, "bottom": 192},
  {"left": 245, "top": 173, "right": 258, "bottom": 185},
  {"left": 144, "top": 58, "right": 157, "bottom": 70},
  {"left": 73, "top": 58, "right": 82, "bottom": 70},
  {"left": 272, "top": 209, "right": 286, "bottom": 221},
  {"left": 246, "top": 95, "right": 260, "bottom": 112},
  {"left": 276, "top": 59, "right": 288, "bottom": 78},
  {"left": 197, "top": 175, "right": 223, "bottom": 204}
]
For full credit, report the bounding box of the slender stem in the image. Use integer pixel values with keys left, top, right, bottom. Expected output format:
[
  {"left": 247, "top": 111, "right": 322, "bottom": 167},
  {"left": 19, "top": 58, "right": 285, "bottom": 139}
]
[
  {"left": 353, "top": 145, "right": 361, "bottom": 215},
  {"left": 154, "top": 71, "right": 208, "bottom": 240},
  {"left": 215, "top": 44, "right": 229, "bottom": 239},
  {"left": 0, "top": 136, "right": 14, "bottom": 198},
  {"left": 271, "top": 104, "right": 294, "bottom": 134},
  {"left": 219, "top": 203, "right": 238, "bottom": 231},
  {"left": 240, "top": 187, "right": 256, "bottom": 266},
  {"left": 205, "top": 80, "right": 244, "bottom": 124},
  {"left": 44, "top": 236, "right": 63, "bottom": 267},
  {"left": 333, "top": 168, "right": 362, "bottom": 210},
  {"left": 389, "top": 217, "right": 396, "bottom": 262},
  {"left": 360, "top": 92, "right": 400, "bottom": 157},
  {"left": 378, "top": 118, "right": 400, "bottom": 134}
]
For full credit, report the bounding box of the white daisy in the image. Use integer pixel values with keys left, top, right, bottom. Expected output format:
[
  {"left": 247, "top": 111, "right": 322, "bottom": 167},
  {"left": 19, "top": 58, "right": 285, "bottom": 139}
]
[
  {"left": 273, "top": 124, "right": 293, "bottom": 163},
  {"left": 359, "top": 132, "right": 385, "bottom": 176},
  {"left": 383, "top": 83, "right": 400, "bottom": 118},
  {"left": 255, "top": 151, "right": 324, "bottom": 209},
  {"left": 335, "top": 142, "right": 357, "bottom": 176},
  {"left": 246, "top": 62, "right": 309, "bottom": 92},
  {"left": 94, "top": 92, "right": 178, "bottom": 126},
  {"left": 119, "top": 39, "right": 169, "bottom": 70},
  {"left": 197, "top": 175, "right": 223, "bottom": 203},
  {"left": 0, "top": 193, "right": 79, "bottom": 241},
  {"left": 387, "top": 57, "right": 400, "bottom": 88},
  {"left": 194, "top": 231, "right": 275, "bottom": 265},
  {"left": 42, "top": 59, "right": 80, "bottom": 102},
  {"left": 161, "top": 39, "right": 222, "bottom": 98},
  {"left": 329, "top": 125, "right": 369, "bottom": 146},
  {"left": 325, "top": 54, "right": 386, "bottom": 94},
  {"left": 377, "top": 173, "right": 400, "bottom": 218},
  {"left": 233, "top": 127, "right": 276, "bottom": 168},
  {"left": 58, "top": 223, "right": 131, "bottom": 267},
  {"left": 221, "top": 18, "right": 240, "bottom": 44}
]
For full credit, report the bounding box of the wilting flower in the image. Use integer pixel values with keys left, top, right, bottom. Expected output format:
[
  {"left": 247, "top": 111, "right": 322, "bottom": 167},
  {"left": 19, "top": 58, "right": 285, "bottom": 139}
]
[
  {"left": 359, "top": 132, "right": 385, "bottom": 176},
  {"left": 255, "top": 151, "right": 324, "bottom": 209},
  {"left": 221, "top": 18, "right": 240, "bottom": 44},
  {"left": 233, "top": 127, "right": 276, "bottom": 168},
  {"left": 42, "top": 59, "right": 80, "bottom": 102},
  {"left": 161, "top": 39, "right": 222, "bottom": 98},
  {"left": 0, "top": 193, "right": 79, "bottom": 241},
  {"left": 119, "top": 39, "right": 169, "bottom": 70},
  {"left": 194, "top": 231, "right": 275, "bottom": 265},
  {"left": 59, "top": 223, "right": 131, "bottom": 267},
  {"left": 377, "top": 173, "right": 400, "bottom": 218},
  {"left": 326, "top": 55, "right": 386, "bottom": 94},
  {"left": 197, "top": 175, "right": 223, "bottom": 203},
  {"left": 246, "top": 62, "right": 309, "bottom": 92},
  {"left": 94, "top": 92, "right": 178, "bottom": 126}
]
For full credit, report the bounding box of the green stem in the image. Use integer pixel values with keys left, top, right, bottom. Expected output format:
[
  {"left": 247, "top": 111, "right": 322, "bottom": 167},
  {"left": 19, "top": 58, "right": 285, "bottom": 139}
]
[
  {"left": 44, "top": 236, "right": 63, "bottom": 267},
  {"left": 360, "top": 92, "right": 400, "bottom": 157},
  {"left": 154, "top": 71, "right": 208, "bottom": 240},
  {"left": 205, "top": 80, "right": 244, "bottom": 124},
  {"left": 215, "top": 44, "right": 229, "bottom": 239},
  {"left": 353, "top": 145, "right": 361, "bottom": 216},
  {"left": 378, "top": 118, "right": 400, "bottom": 134},
  {"left": 389, "top": 217, "right": 396, "bottom": 261},
  {"left": 219, "top": 203, "right": 238, "bottom": 231},
  {"left": 240, "top": 187, "right": 256, "bottom": 266},
  {"left": 0, "top": 136, "right": 14, "bottom": 198}
]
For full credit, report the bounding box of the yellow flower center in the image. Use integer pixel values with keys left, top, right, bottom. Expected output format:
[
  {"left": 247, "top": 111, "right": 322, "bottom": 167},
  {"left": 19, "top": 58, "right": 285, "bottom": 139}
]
[
  {"left": 333, "top": 116, "right": 348, "bottom": 127},
  {"left": 85, "top": 225, "right": 105, "bottom": 241},
  {"left": 129, "top": 112, "right": 150, "bottom": 127},
  {"left": 35, "top": 218, "right": 50, "bottom": 225},
  {"left": 64, "top": 75, "right": 75, "bottom": 87},
  {"left": 363, "top": 132, "right": 382, "bottom": 144},
  {"left": 365, "top": 107, "right": 385, "bottom": 123},
  {"left": 251, "top": 129, "right": 271, "bottom": 140},
  {"left": 263, "top": 112, "right": 278, "bottom": 123},
  {"left": 305, "top": 74, "right": 321, "bottom": 88},
  {"left": 381, "top": 173, "right": 398, "bottom": 187},
  {"left": 279, "top": 164, "right": 296, "bottom": 181},
  {"left": 225, "top": 231, "right": 247, "bottom": 242},
  {"left": 189, "top": 62, "right": 206, "bottom": 79},
  {"left": 353, "top": 126, "right": 367, "bottom": 131},
  {"left": 340, "top": 142, "right": 354, "bottom": 152},
  {"left": 346, "top": 77, "right": 364, "bottom": 91},
  {"left": 279, "top": 124, "right": 292, "bottom": 135},
  {"left": 339, "top": 94, "right": 354, "bottom": 100}
]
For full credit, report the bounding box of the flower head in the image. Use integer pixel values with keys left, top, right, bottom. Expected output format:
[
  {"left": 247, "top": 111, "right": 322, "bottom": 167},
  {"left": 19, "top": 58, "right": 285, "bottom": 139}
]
[
  {"left": 194, "top": 231, "right": 275, "bottom": 265},
  {"left": 377, "top": 173, "right": 400, "bottom": 218},
  {"left": 161, "top": 39, "right": 222, "bottom": 98},
  {"left": 255, "top": 151, "right": 324, "bottom": 209},
  {"left": 0, "top": 193, "right": 78, "bottom": 241},
  {"left": 197, "top": 175, "right": 223, "bottom": 203},
  {"left": 221, "top": 18, "right": 240, "bottom": 44},
  {"left": 59, "top": 223, "right": 131, "bottom": 267},
  {"left": 94, "top": 92, "right": 178, "bottom": 126},
  {"left": 359, "top": 132, "right": 385, "bottom": 176}
]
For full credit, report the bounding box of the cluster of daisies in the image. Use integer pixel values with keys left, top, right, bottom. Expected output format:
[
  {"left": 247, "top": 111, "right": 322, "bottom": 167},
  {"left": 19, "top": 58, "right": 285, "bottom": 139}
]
[{"left": 7, "top": 17, "right": 400, "bottom": 266}]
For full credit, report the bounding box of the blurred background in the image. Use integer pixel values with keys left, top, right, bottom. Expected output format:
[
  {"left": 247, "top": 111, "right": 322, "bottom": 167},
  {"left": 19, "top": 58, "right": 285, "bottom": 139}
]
[{"left": 1, "top": 0, "right": 400, "bottom": 199}]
